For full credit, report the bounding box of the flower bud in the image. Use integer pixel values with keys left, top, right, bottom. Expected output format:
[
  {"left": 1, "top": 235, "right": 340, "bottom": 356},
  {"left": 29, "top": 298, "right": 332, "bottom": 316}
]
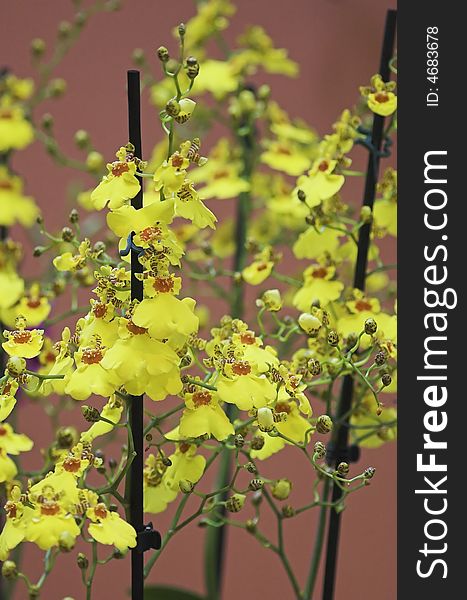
[
  {"left": 249, "top": 478, "right": 264, "bottom": 491},
  {"left": 271, "top": 478, "right": 292, "bottom": 500},
  {"left": 307, "top": 358, "right": 322, "bottom": 376},
  {"left": 257, "top": 407, "right": 275, "bottom": 432},
  {"left": 33, "top": 246, "right": 48, "bottom": 257},
  {"left": 48, "top": 78, "right": 67, "bottom": 97},
  {"left": 282, "top": 504, "right": 295, "bottom": 518},
  {"left": 245, "top": 519, "right": 257, "bottom": 533},
  {"left": 185, "top": 56, "right": 200, "bottom": 79},
  {"left": 244, "top": 462, "right": 257, "bottom": 474},
  {"left": 360, "top": 205, "right": 373, "bottom": 224},
  {"left": 316, "top": 415, "right": 333, "bottom": 435},
  {"left": 58, "top": 21, "right": 72, "bottom": 38},
  {"left": 298, "top": 312, "right": 322, "bottom": 336},
  {"left": 6, "top": 356, "right": 26, "bottom": 377},
  {"left": 165, "top": 59, "right": 179, "bottom": 74},
  {"left": 337, "top": 462, "right": 349, "bottom": 476},
  {"left": 61, "top": 227, "right": 74, "bottom": 242},
  {"left": 225, "top": 493, "right": 246, "bottom": 513},
  {"left": 313, "top": 441, "right": 326, "bottom": 458},
  {"left": 364, "top": 467, "right": 376, "bottom": 480},
  {"left": 261, "top": 289, "right": 282, "bottom": 312},
  {"left": 77, "top": 553, "right": 89, "bottom": 569},
  {"left": 157, "top": 46, "right": 169, "bottom": 62},
  {"left": 234, "top": 434, "right": 245, "bottom": 448},
  {"left": 41, "top": 113, "right": 54, "bottom": 130},
  {"left": 179, "top": 479, "right": 194, "bottom": 494},
  {"left": 31, "top": 38, "right": 46, "bottom": 57},
  {"left": 132, "top": 48, "right": 145, "bottom": 65},
  {"left": 165, "top": 99, "right": 181, "bottom": 117},
  {"left": 327, "top": 330, "right": 339, "bottom": 347},
  {"left": 86, "top": 151, "right": 104, "bottom": 172},
  {"left": 1, "top": 560, "right": 17, "bottom": 580},
  {"left": 58, "top": 530, "right": 76, "bottom": 552},
  {"left": 81, "top": 405, "right": 100, "bottom": 423},
  {"left": 56, "top": 426, "right": 77, "bottom": 449},
  {"left": 381, "top": 373, "right": 392, "bottom": 387},
  {"left": 374, "top": 351, "right": 387, "bottom": 366},
  {"left": 364, "top": 318, "right": 377, "bottom": 335},
  {"left": 74, "top": 129, "right": 90, "bottom": 149},
  {"left": 251, "top": 435, "right": 265, "bottom": 450},
  {"left": 178, "top": 23, "right": 186, "bottom": 38},
  {"left": 297, "top": 189, "right": 307, "bottom": 202}
]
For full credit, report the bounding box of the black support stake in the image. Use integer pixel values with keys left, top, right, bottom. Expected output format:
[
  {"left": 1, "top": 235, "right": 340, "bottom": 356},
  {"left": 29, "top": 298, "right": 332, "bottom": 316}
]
[
  {"left": 127, "top": 69, "right": 145, "bottom": 600},
  {"left": 321, "top": 10, "right": 397, "bottom": 600}
]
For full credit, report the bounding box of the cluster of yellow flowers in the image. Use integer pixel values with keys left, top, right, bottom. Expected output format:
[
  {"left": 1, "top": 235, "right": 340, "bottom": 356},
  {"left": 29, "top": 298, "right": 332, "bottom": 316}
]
[{"left": 0, "top": 2, "right": 397, "bottom": 597}]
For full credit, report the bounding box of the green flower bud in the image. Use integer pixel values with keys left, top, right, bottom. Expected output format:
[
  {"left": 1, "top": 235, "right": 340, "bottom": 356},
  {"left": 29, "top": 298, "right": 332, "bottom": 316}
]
[
  {"left": 56, "top": 426, "right": 77, "bottom": 449},
  {"left": 81, "top": 405, "right": 100, "bottom": 423},
  {"left": 132, "top": 48, "right": 145, "bottom": 65},
  {"left": 327, "top": 330, "right": 340, "bottom": 347},
  {"left": 86, "top": 151, "right": 104, "bottom": 172},
  {"left": 225, "top": 493, "right": 246, "bottom": 513},
  {"left": 58, "top": 530, "right": 76, "bottom": 552},
  {"left": 251, "top": 435, "right": 265, "bottom": 450},
  {"left": 179, "top": 479, "right": 194, "bottom": 494},
  {"left": 61, "top": 227, "right": 74, "bottom": 242},
  {"left": 261, "top": 289, "right": 282, "bottom": 312},
  {"left": 178, "top": 23, "right": 186, "bottom": 38},
  {"left": 245, "top": 519, "right": 257, "bottom": 533},
  {"left": 316, "top": 415, "right": 333, "bottom": 435},
  {"left": 298, "top": 312, "right": 322, "bottom": 336},
  {"left": 281, "top": 504, "right": 295, "bottom": 518},
  {"left": 165, "top": 98, "right": 181, "bottom": 117},
  {"left": 74, "top": 129, "right": 90, "bottom": 148},
  {"left": 297, "top": 189, "right": 307, "bottom": 202},
  {"left": 234, "top": 434, "right": 245, "bottom": 448},
  {"left": 360, "top": 205, "right": 373, "bottom": 224},
  {"left": 364, "top": 467, "right": 376, "bottom": 480},
  {"left": 48, "top": 78, "right": 67, "bottom": 97},
  {"left": 257, "top": 407, "right": 275, "bottom": 432},
  {"left": 244, "top": 462, "right": 258, "bottom": 474},
  {"left": 249, "top": 478, "right": 264, "bottom": 491},
  {"left": 31, "top": 38, "right": 46, "bottom": 57},
  {"left": 337, "top": 462, "right": 350, "bottom": 476},
  {"left": 58, "top": 21, "right": 72, "bottom": 38},
  {"left": 375, "top": 351, "right": 387, "bottom": 366},
  {"left": 271, "top": 478, "right": 292, "bottom": 500},
  {"left": 313, "top": 441, "right": 326, "bottom": 459},
  {"left": 156, "top": 46, "right": 169, "bottom": 62},
  {"left": 77, "top": 553, "right": 89, "bottom": 569},
  {"left": 364, "top": 318, "right": 378, "bottom": 335},
  {"left": 6, "top": 356, "right": 26, "bottom": 377},
  {"left": 381, "top": 373, "right": 392, "bottom": 387},
  {"left": 1, "top": 560, "right": 17, "bottom": 580},
  {"left": 307, "top": 358, "right": 322, "bottom": 376}
]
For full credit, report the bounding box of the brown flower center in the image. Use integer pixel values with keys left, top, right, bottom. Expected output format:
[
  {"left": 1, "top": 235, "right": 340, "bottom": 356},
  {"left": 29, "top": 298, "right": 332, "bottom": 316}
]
[
  {"left": 81, "top": 347, "right": 104, "bottom": 364},
  {"left": 240, "top": 332, "right": 256, "bottom": 345},
  {"left": 153, "top": 277, "right": 174, "bottom": 293},
  {"left": 374, "top": 92, "right": 389, "bottom": 103},
  {"left": 127, "top": 321, "right": 148, "bottom": 335},
  {"left": 111, "top": 162, "right": 130, "bottom": 177},
  {"left": 231, "top": 361, "right": 251, "bottom": 376},
  {"left": 0, "top": 181, "right": 13, "bottom": 190},
  {"left": 4, "top": 501, "right": 17, "bottom": 519},
  {"left": 192, "top": 391, "right": 212, "bottom": 407},
  {"left": 40, "top": 501, "right": 60, "bottom": 516},
  {"left": 213, "top": 169, "right": 229, "bottom": 180},
  {"left": 0, "top": 109, "right": 13, "bottom": 120},
  {"left": 312, "top": 267, "right": 328, "bottom": 279},
  {"left": 0, "top": 426, "right": 7, "bottom": 436},
  {"left": 12, "top": 330, "right": 32, "bottom": 344},
  {"left": 355, "top": 299, "right": 372, "bottom": 312},
  {"left": 318, "top": 160, "right": 329, "bottom": 172},
  {"left": 179, "top": 442, "right": 191, "bottom": 454},
  {"left": 275, "top": 402, "right": 291, "bottom": 414},
  {"left": 27, "top": 298, "right": 42, "bottom": 309},
  {"left": 92, "top": 302, "right": 107, "bottom": 318},
  {"left": 171, "top": 153, "right": 184, "bottom": 168},
  {"left": 139, "top": 226, "right": 162, "bottom": 243},
  {"left": 94, "top": 503, "right": 108, "bottom": 520},
  {"left": 62, "top": 457, "right": 81, "bottom": 473}
]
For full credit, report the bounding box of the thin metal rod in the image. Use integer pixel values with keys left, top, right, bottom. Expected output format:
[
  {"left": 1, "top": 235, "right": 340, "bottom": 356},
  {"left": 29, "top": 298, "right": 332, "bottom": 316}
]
[
  {"left": 127, "top": 69, "right": 145, "bottom": 600},
  {"left": 321, "top": 10, "right": 397, "bottom": 600}
]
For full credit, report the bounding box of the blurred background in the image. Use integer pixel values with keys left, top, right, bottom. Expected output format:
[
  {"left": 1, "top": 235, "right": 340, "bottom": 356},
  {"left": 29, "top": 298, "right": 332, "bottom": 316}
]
[{"left": 1, "top": 1, "right": 396, "bottom": 598}]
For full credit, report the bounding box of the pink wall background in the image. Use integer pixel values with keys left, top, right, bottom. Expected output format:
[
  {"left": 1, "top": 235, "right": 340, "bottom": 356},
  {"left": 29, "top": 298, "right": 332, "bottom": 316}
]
[{"left": 1, "top": 1, "right": 396, "bottom": 599}]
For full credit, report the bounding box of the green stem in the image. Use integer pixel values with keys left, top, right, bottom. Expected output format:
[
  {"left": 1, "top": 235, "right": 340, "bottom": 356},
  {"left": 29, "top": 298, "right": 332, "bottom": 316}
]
[{"left": 303, "top": 479, "right": 330, "bottom": 599}]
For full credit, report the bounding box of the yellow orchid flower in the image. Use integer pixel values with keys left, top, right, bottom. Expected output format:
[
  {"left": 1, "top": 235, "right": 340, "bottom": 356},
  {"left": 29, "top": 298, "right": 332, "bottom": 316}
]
[
  {"left": 179, "top": 390, "right": 234, "bottom": 441},
  {"left": 91, "top": 147, "right": 141, "bottom": 210},
  {"left": 0, "top": 167, "right": 39, "bottom": 227}
]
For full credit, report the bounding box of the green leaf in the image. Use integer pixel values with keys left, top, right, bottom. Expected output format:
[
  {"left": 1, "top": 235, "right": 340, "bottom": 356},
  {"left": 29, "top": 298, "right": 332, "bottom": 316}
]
[{"left": 144, "top": 586, "right": 205, "bottom": 600}]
